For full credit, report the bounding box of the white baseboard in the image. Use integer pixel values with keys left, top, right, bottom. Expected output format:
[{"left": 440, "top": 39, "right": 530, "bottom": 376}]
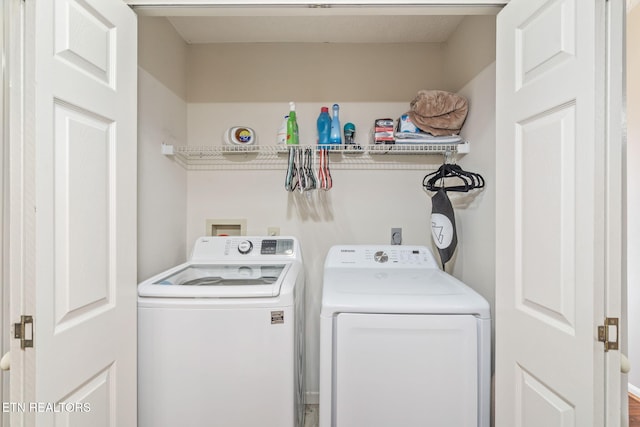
[
  {"left": 305, "top": 391, "right": 319, "bottom": 405},
  {"left": 629, "top": 383, "right": 640, "bottom": 399}
]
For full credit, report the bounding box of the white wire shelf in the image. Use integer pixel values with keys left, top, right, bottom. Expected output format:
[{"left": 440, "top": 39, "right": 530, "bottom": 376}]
[{"left": 163, "top": 141, "right": 469, "bottom": 170}]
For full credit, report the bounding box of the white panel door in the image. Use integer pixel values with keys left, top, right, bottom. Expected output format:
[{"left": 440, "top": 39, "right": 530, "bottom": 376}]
[
  {"left": 12, "top": 0, "right": 137, "bottom": 425},
  {"left": 495, "top": 0, "right": 621, "bottom": 426}
]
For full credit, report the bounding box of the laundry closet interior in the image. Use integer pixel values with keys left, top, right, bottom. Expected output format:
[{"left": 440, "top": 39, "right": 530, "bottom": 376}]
[{"left": 132, "top": 1, "right": 500, "bottom": 403}]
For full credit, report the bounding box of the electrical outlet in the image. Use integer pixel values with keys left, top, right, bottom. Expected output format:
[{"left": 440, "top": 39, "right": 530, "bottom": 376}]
[
  {"left": 391, "top": 227, "right": 402, "bottom": 245},
  {"left": 267, "top": 227, "right": 280, "bottom": 236}
]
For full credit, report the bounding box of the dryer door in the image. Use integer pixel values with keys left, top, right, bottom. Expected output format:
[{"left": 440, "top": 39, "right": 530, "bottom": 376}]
[{"left": 334, "top": 313, "right": 479, "bottom": 427}]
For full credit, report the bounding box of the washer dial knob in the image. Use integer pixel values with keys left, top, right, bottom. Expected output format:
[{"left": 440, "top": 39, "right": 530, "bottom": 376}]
[
  {"left": 237, "top": 240, "right": 253, "bottom": 254},
  {"left": 374, "top": 251, "right": 388, "bottom": 263}
]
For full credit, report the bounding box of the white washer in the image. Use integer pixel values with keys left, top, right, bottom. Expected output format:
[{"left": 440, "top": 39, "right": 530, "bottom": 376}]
[
  {"left": 138, "top": 236, "right": 305, "bottom": 427},
  {"left": 319, "top": 245, "right": 490, "bottom": 427}
]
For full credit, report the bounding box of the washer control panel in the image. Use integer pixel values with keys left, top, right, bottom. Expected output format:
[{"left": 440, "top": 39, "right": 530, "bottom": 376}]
[
  {"left": 224, "top": 238, "right": 295, "bottom": 256},
  {"left": 258, "top": 238, "right": 294, "bottom": 255},
  {"left": 190, "top": 236, "right": 299, "bottom": 262}
]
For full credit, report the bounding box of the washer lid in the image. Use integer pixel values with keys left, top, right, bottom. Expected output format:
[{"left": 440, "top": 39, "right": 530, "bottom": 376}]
[
  {"left": 138, "top": 263, "right": 290, "bottom": 298},
  {"left": 321, "top": 267, "right": 490, "bottom": 318}
]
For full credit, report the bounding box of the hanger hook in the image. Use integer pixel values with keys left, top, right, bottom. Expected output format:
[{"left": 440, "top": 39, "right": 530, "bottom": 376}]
[{"left": 443, "top": 150, "right": 454, "bottom": 164}]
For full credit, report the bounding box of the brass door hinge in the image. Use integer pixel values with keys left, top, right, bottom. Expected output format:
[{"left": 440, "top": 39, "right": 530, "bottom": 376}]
[
  {"left": 14, "top": 315, "right": 33, "bottom": 349},
  {"left": 598, "top": 317, "right": 618, "bottom": 352}
]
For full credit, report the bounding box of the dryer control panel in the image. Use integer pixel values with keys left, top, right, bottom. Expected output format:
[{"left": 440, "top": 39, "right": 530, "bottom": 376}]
[{"left": 326, "top": 245, "right": 439, "bottom": 268}]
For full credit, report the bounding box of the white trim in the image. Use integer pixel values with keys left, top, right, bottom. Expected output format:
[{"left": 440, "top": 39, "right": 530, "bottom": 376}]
[
  {"left": 126, "top": 0, "right": 508, "bottom": 5},
  {"left": 128, "top": 2, "right": 505, "bottom": 17},
  {"left": 6, "top": 0, "right": 29, "bottom": 425},
  {"left": 0, "top": 1, "right": 7, "bottom": 424},
  {"left": 604, "top": 0, "right": 626, "bottom": 425}
]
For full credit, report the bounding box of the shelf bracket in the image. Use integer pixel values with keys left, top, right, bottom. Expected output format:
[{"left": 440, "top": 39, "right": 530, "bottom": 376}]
[
  {"left": 456, "top": 140, "right": 470, "bottom": 154},
  {"left": 161, "top": 143, "right": 175, "bottom": 156}
]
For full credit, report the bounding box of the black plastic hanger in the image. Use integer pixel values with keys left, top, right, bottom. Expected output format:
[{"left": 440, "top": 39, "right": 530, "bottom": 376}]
[{"left": 422, "top": 160, "right": 485, "bottom": 193}]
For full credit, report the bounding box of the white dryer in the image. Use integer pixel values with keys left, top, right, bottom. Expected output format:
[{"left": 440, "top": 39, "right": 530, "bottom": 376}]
[
  {"left": 319, "top": 245, "right": 490, "bottom": 427},
  {"left": 138, "top": 236, "right": 305, "bottom": 427}
]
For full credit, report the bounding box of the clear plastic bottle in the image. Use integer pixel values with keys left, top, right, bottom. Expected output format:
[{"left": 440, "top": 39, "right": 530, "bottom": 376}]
[
  {"left": 277, "top": 115, "right": 289, "bottom": 144},
  {"left": 317, "top": 107, "right": 331, "bottom": 146},
  {"left": 329, "top": 103, "right": 342, "bottom": 144},
  {"left": 286, "top": 102, "right": 299, "bottom": 145}
]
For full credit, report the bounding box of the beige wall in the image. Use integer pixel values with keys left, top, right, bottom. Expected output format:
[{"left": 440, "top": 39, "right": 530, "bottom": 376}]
[
  {"left": 443, "top": 15, "right": 496, "bottom": 92},
  {"left": 187, "top": 42, "right": 449, "bottom": 102},
  {"left": 452, "top": 61, "right": 496, "bottom": 352},
  {"left": 183, "top": 14, "right": 496, "bottom": 101},
  {"left": 138, "top": 69, "right": 188, "bottom": 281},
  {"left": 138, "top": 18, "right": 189, "bottom": 281},
  {"left": 138, "top": 17, "right": 188, "bottom": 100}
]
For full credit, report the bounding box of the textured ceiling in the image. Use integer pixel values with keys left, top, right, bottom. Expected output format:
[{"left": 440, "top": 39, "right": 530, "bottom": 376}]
[{"left": 168, "top": 15, "right": 464, "bottom": 44}]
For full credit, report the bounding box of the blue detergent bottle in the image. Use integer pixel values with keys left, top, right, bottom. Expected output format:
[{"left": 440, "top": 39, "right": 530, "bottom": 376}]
[
  {"left": 317, "top": 107, "right": 331, "bottom": 146},
  {"left": 329, "top": 104, "right": 342, "bottom": 144}
]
